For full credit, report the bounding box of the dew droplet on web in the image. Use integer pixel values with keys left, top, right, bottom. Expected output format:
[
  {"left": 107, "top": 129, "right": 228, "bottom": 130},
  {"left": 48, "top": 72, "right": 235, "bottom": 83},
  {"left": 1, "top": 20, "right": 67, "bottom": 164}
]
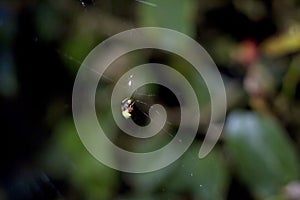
[
  {"left": 79, "top": 0, "right": 87, "bottom": 7},
  {"left": 79, "top": 0, "right": 95, "bottom": 7},
  {"left": 128, "top": 75, "right": 133, "bottom": 86}
]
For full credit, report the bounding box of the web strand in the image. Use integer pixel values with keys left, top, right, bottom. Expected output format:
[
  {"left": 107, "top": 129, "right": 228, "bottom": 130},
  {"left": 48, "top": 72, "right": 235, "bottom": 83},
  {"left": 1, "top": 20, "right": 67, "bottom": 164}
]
[{"left": 56, "top": 46, "right": 176, "bottom": 139}]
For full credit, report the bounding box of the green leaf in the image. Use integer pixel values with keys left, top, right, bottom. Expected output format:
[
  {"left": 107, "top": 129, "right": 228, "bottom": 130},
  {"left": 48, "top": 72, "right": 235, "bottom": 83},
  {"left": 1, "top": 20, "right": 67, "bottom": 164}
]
[
  {"left": 137, "top": 0, "right": 198, "bottom": 36},
  {"left": 53, "top": 119, "right": 119, "bottom": 200},
  {"left": 224, "top": 110, "right": 299, "bottom": 198},
  {"left": 167, "top": 144, "right": 229, "bottom": 200},
  {"left": 123, "top": 144, "right": 229, "bottom": 199}
]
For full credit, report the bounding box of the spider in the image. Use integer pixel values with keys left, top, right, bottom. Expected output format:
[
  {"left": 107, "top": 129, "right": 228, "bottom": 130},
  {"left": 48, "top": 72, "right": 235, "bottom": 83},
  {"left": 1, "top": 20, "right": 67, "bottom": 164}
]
[{"left": 121, "top": 97, "right": 135, "bottom": 119}]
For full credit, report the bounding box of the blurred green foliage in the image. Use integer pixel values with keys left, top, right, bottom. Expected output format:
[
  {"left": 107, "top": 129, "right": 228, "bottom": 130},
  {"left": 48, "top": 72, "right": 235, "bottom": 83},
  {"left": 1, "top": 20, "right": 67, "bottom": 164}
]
[
  {"left": 225, "top": 111, "right": 299, "bottom": 198},
  {"left": 137, "top": 0, "right": 198, "bottom": 36},
  {"left": 2, "top": 0, "right": 300, "bottom": 199}
]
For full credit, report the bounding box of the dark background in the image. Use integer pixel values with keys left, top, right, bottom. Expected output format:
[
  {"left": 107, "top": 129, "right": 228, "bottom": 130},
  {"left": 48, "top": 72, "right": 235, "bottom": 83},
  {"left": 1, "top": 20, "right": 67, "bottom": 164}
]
[{"left": 1, "top": 0, "right": 300, "bottom": 199}]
